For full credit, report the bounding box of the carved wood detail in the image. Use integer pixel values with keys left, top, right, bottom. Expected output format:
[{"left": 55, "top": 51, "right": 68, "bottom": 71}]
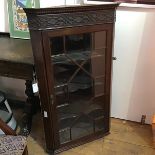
[{"left": 27, "top": 10, "right": 115, "bottom": 30}]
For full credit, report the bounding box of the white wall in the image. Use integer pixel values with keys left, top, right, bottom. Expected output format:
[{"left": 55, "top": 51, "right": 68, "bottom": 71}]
[
  {"left": 111, "top": 7, "right": 155, "bottom": 124},
  {"left": 0, "top": 0, "right": 25, "bottom": 100},
  {"left": 39, "top": 0, "right": 65, "bottom": 7},
  {"left": 0, "top": 0, "right": 76, "bottom": 32},
  {"left": 0, "top": 0, "right": 9, "bottom": 32},
  {"left": 39, "top": 0, "right": 76, "bottom": 7}
]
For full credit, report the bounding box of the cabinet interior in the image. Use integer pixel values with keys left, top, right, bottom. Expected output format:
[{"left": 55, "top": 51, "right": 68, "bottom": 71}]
[{"left": 50, "top": 31, "right": 107, "bottom": 144}]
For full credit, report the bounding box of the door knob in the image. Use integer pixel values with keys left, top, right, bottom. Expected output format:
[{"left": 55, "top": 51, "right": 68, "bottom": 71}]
[{"left": 112, "top": 57, "right": 117, "bottom": 60}]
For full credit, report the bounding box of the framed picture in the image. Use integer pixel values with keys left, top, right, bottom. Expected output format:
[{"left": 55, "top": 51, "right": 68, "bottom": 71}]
[{"left": 7, "top": 0, "right": 40, "bottom": 39}]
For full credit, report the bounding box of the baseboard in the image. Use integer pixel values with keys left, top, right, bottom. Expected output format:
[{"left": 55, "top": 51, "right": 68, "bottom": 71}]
[{"left": 0, "top": 32, "right": 10, "bottom": 37}]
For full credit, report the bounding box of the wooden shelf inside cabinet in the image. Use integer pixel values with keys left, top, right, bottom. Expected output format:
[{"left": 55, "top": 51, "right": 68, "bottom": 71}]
[{"left": 24, "top": 3, "right": 119, "bottom": 154}]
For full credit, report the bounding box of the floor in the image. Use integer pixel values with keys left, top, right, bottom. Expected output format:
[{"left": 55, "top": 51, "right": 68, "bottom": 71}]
[{"left": 14, "top": 109, "right": 155, "bottom": 155}]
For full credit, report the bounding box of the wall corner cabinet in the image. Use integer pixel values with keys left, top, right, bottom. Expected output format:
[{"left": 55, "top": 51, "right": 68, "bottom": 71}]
[{"left": 24, "top": 3, "right": 118, "bottom": 154}]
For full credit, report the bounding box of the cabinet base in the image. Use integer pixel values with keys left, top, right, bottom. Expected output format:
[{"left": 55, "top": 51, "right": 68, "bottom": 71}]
[{"left": 51, "top": 131, "right": 110, "bottom": 154}]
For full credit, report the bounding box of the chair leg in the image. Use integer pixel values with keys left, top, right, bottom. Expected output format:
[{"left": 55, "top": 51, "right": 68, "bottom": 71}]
[{"left": 23, "top": 146, "right": 28, "bottom": 155}]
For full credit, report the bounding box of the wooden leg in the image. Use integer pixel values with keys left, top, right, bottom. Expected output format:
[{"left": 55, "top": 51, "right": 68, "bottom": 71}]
[
  {"left": 20, "top": 80, "right": 38, "bottom": 136},
  {"left": 23, "top": 146, "right": 28, "bottom": 155}
]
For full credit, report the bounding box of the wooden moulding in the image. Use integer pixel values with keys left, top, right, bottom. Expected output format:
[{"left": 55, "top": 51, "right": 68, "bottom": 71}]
[
  {"left": 152, "top": 115, "right": 155, "bottom": 146},
  {"left": 24, "top": 3, "right": 119, "bottom": 31},
  {"left": 24, "top": 4, "right": 118, "bottom": 152}
]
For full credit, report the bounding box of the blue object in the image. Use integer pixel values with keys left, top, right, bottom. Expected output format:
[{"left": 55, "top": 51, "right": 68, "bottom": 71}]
[{"left": 0, "top": 91, "right": 17, "bottom": 134}]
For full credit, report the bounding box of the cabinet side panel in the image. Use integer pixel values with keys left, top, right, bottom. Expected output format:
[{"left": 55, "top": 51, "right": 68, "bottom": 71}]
[
  {"left": 42, "top": 32, "right": 60, "bottom": 148},
  {"left": 104, "top": 24, "right": 114, "bottom": 132},
  {"left": 29, "top": 30, "right": 55, "bottom": 152}
]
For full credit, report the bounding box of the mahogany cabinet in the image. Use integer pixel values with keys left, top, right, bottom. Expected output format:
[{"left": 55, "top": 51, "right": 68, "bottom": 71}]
[{"left": 24, "top": 3, "right": 118, "bottom": 154}]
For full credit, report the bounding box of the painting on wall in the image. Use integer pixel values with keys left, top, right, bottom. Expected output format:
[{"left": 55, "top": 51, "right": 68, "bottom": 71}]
[{"left": 7, "top": 0, "right": 40, "bottom": 39}]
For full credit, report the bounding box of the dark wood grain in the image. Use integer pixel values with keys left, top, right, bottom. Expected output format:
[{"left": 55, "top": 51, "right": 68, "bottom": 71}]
[
  {"left": 0, "top": 37, "right": 33, "bottom": 64},
  {"left": 25, "top": 4, "right": 118, "bottom": 153},
  {"left": 0, "top": 35, "right": 35, "bottom": 136},
  {"left": 137, "top": 0, "right": 155, "bottom": 4},
  {"left": 0, "top": 118, "right": 16, "bottom": 135},
  {"left": 25, "top": 10, "right": 116, "bottom": 30},
  {"left": 24, "top": 3, "right": 119, "bottom": 14},
  {"left": 29, "top": 31, "right": 55, "bottom": 152},
  {"left": 24, "top": 4, "right": 119, "bottom": 31},
  {"left": 0, "top": 36, "right": 34, "bottom": 79}
]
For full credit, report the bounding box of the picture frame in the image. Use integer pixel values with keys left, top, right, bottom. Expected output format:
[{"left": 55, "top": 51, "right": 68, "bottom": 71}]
[{"left": 7, "top": 0, "right": 40, "bottom": 39}]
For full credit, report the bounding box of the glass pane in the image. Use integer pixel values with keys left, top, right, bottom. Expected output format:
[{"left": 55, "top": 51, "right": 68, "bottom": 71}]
[
  {"left": 91, "top": 54, "right": 105, "bottom": 76},
  {"left": 50, "top": 31, "right": 107, "bottom": 144},
  {"left": 50, "top": 36, "right": 63, "bottom": 55},
  {"left": 94, "top": 31, "right": 106, "bottom": 49},
  {"left": 94, "top": 77, "right": 105, "bottom": 97},
  {"left": 66, "top": 33, "right": 91, "bottom": 52}
]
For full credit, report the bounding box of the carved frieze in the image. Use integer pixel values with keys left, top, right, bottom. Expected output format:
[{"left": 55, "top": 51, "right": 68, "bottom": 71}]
[{"left": 27, "top": 10, "right": 115, "bottom": 30}]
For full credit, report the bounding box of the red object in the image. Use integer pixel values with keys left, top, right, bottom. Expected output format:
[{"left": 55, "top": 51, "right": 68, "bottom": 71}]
[{"left": 152, "top": 115, "right": 155, "bottom": 146}]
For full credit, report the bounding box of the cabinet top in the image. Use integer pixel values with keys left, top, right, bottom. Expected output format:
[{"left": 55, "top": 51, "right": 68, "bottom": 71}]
[
  {"left": 24, "top": 3, "right": 119, "bottom": 31},
  {"left": 24, "top": 3, "right": 119, "bottom": 15}
]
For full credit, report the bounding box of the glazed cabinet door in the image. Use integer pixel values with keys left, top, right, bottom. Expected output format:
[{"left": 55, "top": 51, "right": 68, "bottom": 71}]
[{"left": 42, "top": 26, "right": 112, "bottom": 147}]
